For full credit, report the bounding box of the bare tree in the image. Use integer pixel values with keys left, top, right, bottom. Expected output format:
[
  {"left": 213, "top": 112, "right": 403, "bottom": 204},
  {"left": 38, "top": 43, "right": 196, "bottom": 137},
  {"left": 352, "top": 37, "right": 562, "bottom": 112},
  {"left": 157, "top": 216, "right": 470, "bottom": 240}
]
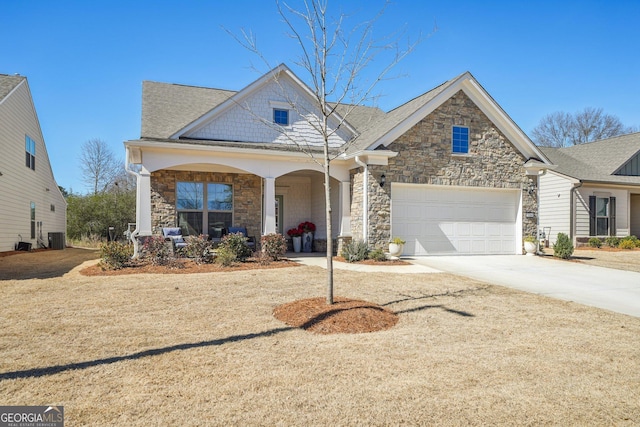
[
  {"left": 79, "top": 138, "right": 121, "bottom": 194},
  {"left": 532, "top": 107, "right": 633, "bottom": 147},
  {"left": 230, "top": 0, "right": 422, "bottom": 304}
]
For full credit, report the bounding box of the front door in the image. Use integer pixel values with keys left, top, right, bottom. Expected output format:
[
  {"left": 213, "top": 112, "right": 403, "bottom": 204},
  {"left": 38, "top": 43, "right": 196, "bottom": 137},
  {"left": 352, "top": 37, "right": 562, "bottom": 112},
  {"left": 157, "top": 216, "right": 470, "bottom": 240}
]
[{"left": 275, "top": 195, "right": 284, "bottom": 235}]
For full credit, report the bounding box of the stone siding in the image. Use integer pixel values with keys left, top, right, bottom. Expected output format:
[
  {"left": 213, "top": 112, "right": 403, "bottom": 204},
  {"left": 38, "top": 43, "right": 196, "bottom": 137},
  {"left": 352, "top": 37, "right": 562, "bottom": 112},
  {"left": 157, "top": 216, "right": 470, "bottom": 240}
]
[
  {"left": 360, "top": 90, "right": 537, "bottom": 247},
  {"left": 151, "top": 170, "right": 262, "bottom": 239}
]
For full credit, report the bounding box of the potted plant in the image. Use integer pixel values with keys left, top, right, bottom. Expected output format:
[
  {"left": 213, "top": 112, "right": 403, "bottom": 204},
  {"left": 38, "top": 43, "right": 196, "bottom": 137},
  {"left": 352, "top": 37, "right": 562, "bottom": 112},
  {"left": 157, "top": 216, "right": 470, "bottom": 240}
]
[
  {"left": 388, "top": 237, "right": 406, "bottom": 257},
  {"left": 287, "top": 227, "right": 303, "bottom": 253},
  {"left": 523, "top": 235, "right": 537, "bottom": 256},
  {"left": 299, "top": 221, "right": 316, "bottom": 252}
]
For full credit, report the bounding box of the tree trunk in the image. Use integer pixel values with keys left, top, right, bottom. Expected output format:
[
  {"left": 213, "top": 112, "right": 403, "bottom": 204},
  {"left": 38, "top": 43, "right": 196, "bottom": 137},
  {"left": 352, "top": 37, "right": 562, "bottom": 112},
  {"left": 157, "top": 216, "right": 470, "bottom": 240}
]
[{"left": 324, "top": 132, "right": 334, "bottom": 305}]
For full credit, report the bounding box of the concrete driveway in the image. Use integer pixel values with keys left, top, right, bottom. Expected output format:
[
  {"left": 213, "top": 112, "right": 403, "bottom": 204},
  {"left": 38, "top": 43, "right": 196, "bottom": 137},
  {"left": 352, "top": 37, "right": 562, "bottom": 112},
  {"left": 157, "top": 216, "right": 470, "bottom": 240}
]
[{"left": 409, "top": 255, "right": 640, "bottom": 318}]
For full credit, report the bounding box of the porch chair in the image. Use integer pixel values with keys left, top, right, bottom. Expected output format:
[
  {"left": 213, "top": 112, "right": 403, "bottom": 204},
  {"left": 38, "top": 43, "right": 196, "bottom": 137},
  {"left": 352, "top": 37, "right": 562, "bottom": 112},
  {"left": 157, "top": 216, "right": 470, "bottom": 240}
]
[
  {"left": 162, "top": 227, "right": 188, "bottom": 251},
  {"left": 227, "top": 226, "right": 256, "bottom": 250}
]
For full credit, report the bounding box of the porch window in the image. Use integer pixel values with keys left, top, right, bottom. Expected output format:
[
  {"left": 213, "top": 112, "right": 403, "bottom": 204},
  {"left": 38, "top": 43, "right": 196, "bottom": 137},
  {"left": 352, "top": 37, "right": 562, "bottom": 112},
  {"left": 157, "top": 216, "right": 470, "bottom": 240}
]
[
  {"left": 589, "top": 195, "right": 616, "bottom": 236},
  {"left": 176, "top": 182, "right": 233, "bottom": 236}
]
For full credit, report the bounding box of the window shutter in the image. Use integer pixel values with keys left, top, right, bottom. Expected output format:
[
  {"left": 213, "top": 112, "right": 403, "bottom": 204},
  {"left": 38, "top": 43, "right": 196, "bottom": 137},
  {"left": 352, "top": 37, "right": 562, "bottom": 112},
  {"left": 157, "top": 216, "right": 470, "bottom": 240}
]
[
  {"left": 609, "top": 196, "right": 616, "bottom": 236},
  {"left": 589, "top": 196, "right": 596, "bottom": 236}
]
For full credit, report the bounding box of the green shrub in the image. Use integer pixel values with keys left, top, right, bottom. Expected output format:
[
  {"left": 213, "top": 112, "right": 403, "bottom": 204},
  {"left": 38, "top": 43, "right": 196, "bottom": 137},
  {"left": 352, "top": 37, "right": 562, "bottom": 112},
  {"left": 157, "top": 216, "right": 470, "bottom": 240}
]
[
  {"left": 368, "top": 247, "right": 387, "bottom": 262},
  {"left": 184, "top": 235, "right": 215, "bottom": 264},
  {"left": 587, "top": 237, "right": 602, "bottom": 248},
  {"left": 619, "top": 239, "right": 636, "bottom": 250},
  {"left": 622, "top": 235, "right": 640, "bottom": 248},
  {"left": 605, "top": 236, "right": 620, "bottom": 248},
  {"left": 215, "top": 247, "right": 237, "bottom": 267},
  {"left": 341, "top": 240, "right": 369, "bottom": 263},
  {"left": 141, "top": 235, "right": 174, "bottom": 266},
  {"left": 261, "top": 233, "right": 287, "bottom": 261},
  {"left": 553, "top": 233, "right": 574, "bottom": 259},
  {"left": 99, "top": 241, "right": 133, "bottom": 270},
  {"left": 218, "top": 232, "right": 253, "bottom": 261}
]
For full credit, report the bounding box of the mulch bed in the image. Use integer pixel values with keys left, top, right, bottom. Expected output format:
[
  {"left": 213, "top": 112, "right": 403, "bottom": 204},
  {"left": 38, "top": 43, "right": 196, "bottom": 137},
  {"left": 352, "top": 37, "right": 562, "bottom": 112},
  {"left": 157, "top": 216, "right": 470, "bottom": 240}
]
[
  {"left": 333, "top": 256, "right": 412, "bottom": 265},
  {"left": 81, "top": 258, "right": 300, "bottom": 276},
  {"left": 274, "top": 297, "right": 399, "bottom": 334}
]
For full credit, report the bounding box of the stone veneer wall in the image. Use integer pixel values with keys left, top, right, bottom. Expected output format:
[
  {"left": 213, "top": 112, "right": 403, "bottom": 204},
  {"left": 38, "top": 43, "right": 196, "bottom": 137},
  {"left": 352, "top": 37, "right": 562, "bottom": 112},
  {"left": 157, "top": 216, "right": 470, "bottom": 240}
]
[
  {"left": 150, "top": 170, "right": 262, "bottom": 239},
  {"left": 357, "top": 90, "right": 538, "bottom": 249}
]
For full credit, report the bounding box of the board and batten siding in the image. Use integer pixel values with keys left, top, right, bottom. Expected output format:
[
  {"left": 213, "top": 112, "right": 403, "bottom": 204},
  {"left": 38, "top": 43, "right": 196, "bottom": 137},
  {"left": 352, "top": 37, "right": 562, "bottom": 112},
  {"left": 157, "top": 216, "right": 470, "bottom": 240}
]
[
  {"left": 575, "top": 186, "right": 629, "bottom": 238},
  {"left": 539, "top": 172, "right": 573, "bottom": 244},
  {"left": 0, "top": 78, "right": 66, "bottom": 251}
]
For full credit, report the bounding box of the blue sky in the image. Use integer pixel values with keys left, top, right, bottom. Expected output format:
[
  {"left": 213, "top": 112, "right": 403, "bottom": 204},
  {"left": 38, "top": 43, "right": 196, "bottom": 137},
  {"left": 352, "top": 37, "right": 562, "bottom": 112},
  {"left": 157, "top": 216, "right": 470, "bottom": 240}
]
[{"left": 3, "top": 0, "right": 639, "bottom": 194}]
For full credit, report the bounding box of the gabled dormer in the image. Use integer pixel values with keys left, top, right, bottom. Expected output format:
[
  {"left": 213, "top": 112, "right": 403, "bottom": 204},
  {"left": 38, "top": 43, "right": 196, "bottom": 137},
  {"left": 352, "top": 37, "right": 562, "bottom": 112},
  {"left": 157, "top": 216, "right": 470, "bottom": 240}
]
[
  {"left": 171, "top": 64, "right": 357, "bottom": 148},
  {"left": 614, "top": 150, "right": 640, "bottom": 176}
]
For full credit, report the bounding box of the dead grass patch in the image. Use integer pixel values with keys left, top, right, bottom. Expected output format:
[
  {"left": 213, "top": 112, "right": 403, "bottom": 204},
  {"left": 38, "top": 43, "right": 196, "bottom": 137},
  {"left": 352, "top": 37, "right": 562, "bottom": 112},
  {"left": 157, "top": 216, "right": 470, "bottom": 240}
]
[{"left": 0, "top": 250, "right": 639, "bottom": 425}]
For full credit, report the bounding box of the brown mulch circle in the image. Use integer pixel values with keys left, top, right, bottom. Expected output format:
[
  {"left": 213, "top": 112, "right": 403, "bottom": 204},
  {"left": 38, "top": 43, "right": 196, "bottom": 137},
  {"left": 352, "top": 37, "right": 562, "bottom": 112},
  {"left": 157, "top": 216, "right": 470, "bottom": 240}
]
[
  {"left": 81, "top": 258, "right": 300, "bottom": 276},
  {"left": 273, "top": 297, "right": 399, "bottom": 334}
]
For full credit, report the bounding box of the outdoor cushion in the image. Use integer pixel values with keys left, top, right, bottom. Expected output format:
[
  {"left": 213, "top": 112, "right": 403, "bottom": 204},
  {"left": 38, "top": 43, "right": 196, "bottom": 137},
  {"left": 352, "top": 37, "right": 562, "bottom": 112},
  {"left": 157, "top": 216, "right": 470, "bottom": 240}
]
[
  {"left": 228, "top": 227, "right": 248, "bottom": 236},
  {"left": 162, "top": 227, "right": 187, "bottom": 248}
]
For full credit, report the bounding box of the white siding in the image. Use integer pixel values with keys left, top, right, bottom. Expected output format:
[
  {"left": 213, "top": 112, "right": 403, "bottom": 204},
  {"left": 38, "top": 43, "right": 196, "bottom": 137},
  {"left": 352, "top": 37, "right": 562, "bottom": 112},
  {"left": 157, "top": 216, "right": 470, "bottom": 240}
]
[
  {"left": 539, "top": 172, "right": 573, "bottom": 244},
  {"left": 275, "top": 173, "right": 339, "bottom": 239},
  {"left": 631, "top": 194, "right": 640, "bottom": 237},
  {"left": 276, "top": 175, "right": 311, "bottom": 235},
  {"left": 575, "top": 186, "right": 629, "bottom": 238},
  {"left": 186, "top": 77, "right": 352, "bottom": 147},
  {"left": 0, "top": 79, "right": 67, "bottom": 251}
]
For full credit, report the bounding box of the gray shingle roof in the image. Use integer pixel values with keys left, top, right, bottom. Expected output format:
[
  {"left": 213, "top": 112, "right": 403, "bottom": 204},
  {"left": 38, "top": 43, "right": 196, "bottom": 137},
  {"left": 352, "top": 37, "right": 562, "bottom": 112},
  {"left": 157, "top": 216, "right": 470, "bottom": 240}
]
[
  {"left": 541, "top": 132, "right": 640, "bottom": 185},
  {"left": 140, "top": 73, "right": 464, "bottom": 151},
  {"left": 345, "top": 75, "right": 462, "bottom": 154},
  {"left": 142, "top": 81, "right": 235, "bottom": 139},
  {"left": 0, "top": 74, "right": 25, "bottom": 101}
]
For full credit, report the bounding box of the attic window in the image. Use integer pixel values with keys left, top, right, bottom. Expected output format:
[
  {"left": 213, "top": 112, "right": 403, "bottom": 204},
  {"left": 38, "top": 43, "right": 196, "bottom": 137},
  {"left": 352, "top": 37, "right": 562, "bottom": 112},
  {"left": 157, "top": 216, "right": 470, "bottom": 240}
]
[
  {"left": 273, "top": 109, "right": 289, "bottom": 126},
  {"left": 452, "top": 126, "right": 469, "bottom": 154}
]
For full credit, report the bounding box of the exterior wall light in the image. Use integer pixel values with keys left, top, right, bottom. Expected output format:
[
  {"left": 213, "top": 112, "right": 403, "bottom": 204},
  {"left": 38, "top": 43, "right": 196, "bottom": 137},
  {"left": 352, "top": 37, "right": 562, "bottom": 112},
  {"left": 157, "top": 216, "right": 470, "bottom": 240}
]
[{"left": 380, "top": 174, "right": 386, "bottom": 188}]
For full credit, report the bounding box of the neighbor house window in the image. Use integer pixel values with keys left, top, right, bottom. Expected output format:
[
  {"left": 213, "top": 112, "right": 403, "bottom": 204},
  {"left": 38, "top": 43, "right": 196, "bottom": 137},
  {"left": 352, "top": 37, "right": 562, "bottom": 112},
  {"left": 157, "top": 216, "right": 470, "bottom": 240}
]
[
  {"left": 452, "top": 126, "right": 469, "bottom": 154},
  {"left": 30, "top": 202, "right": 36, "bottom": 239},
  {"left": 273, "top": 108, "right": 289, "bottom": 126},
  {"left": 589, "top": 195, "right": 616, "bottom": 236},
  {"left": 176, "top": 182, "right": 233, "bottom": 236},
  {"left": 25, "top": 135, "right": 36, "bottom": 170}
]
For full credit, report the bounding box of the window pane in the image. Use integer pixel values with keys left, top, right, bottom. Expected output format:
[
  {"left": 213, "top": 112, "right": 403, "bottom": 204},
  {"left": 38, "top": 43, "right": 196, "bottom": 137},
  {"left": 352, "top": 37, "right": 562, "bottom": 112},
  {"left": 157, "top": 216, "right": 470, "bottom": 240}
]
[
  {"left": 207, "top": 183, "right": 232, "bottom": 211},
  {"left": 596, "top": 218, "right": 609, "bottom": 236},
  {"left": 177, "top": 212, "right": 203, "bottom": 236},
  {"left": 177, "top": 182, "right": 203, "bottom": 210},
  {"left": 208, "top": 212, "right": 232, "bottom": 235},
  {"left": 596, "top": 198, "right": 608, "bottom": 217},
  {"left": 274, "top": 109, "right": 289, "bottom": 125},
  {"left": 452, "top": 126, "right": 469, "bottom": 154}
]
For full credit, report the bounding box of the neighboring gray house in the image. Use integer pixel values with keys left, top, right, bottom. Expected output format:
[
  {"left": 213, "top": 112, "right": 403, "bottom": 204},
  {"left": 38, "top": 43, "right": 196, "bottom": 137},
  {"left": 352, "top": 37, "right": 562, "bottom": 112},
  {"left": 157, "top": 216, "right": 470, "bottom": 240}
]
[
  {"left": 540, "top": 132, "right": 640, "bottom": 246},
  {"left": 125, "top": 65, "right": 550, "bottom": 256},
  {"left": 0, "top": 74, "right": 67, "bottom": 252}
]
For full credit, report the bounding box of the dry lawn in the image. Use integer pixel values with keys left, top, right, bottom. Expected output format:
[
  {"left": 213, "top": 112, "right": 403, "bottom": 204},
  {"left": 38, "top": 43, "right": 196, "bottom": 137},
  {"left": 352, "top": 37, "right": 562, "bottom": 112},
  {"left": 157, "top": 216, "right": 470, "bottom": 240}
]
[{"left": 0, "top": 249, "right": 639, "bottom": 425}]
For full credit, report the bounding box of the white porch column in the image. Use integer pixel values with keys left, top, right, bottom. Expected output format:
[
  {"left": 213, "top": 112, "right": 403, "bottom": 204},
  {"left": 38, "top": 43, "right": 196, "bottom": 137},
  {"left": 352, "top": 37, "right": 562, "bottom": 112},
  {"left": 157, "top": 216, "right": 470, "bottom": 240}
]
[
  {"left": 339, "top": 180, "right": 352, "bottom": 236},
  {"left": 136, "top": 168, "right": 152, "bottom": 236},
  {"left": 263, "top": 177, "right": 276, "bottom": 235}
]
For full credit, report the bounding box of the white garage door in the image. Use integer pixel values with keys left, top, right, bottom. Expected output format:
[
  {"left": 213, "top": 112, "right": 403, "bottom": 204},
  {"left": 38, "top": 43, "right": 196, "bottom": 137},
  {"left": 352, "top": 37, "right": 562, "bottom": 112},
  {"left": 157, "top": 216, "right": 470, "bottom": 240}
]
[{"left": 391, "top": 184, "right": 520, "bottom": 255}]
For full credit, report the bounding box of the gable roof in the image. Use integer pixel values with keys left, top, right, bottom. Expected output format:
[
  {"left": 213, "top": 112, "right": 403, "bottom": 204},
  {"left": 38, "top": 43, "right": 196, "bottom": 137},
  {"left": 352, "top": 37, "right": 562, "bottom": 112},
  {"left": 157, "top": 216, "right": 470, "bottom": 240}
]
[
  {"left": 540, "top": 132, "right": 640, "bottom": 185},
  {"left": 142, "top": 81, "right": 235, "bottom": 139},
  {"left": 0, "top": 74, "right": 25, "bottom": 103},
  {"left": 346, "top": 72, "right": 549, "bottom": 163},
  {"left": 138, "top": 67, "right": 549, "bottom": 164}
]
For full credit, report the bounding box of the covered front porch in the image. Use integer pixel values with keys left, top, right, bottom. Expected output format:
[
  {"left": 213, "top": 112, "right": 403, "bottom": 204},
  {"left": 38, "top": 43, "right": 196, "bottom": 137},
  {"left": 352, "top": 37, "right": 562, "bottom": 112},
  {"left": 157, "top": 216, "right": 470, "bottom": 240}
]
[{"left": 126, "top": 144, "right": 352, "bottom": 252}]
